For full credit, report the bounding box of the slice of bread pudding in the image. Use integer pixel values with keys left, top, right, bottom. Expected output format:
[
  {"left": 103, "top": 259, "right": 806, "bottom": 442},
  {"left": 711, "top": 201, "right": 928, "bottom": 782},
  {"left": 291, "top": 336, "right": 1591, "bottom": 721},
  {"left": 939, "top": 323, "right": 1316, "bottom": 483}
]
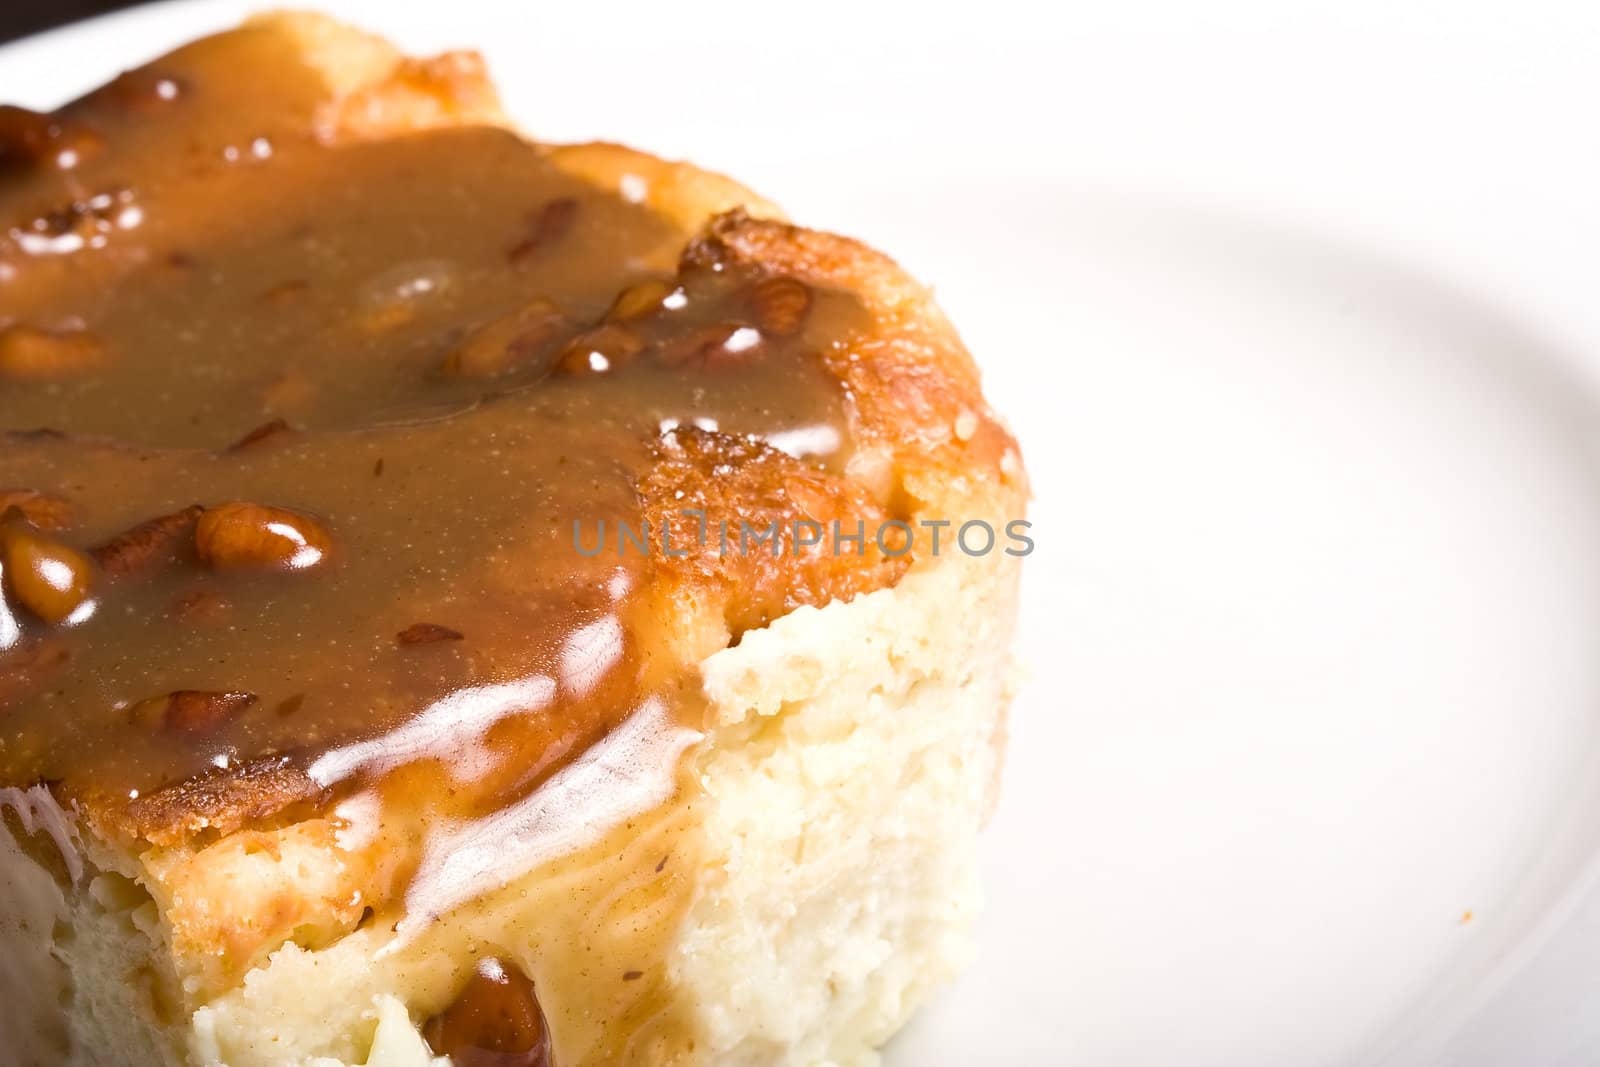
[{"left": 0, "top": 13, "right": 1027, "bottom": 1067}]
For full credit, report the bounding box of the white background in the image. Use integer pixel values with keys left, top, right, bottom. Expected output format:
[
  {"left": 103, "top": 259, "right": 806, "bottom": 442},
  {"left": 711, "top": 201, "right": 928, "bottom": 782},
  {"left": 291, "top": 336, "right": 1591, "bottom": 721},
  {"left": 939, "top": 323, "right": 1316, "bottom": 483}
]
[{"left": 6, "top": 3, "right": 1600, "bottom": 1064}]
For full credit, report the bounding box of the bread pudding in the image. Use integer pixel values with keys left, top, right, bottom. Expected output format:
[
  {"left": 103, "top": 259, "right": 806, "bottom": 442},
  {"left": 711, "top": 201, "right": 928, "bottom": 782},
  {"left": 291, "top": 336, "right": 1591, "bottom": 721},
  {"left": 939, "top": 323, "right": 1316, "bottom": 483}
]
[{"left": 0, "top": 13, "right": 1027, "bottom": 1066}]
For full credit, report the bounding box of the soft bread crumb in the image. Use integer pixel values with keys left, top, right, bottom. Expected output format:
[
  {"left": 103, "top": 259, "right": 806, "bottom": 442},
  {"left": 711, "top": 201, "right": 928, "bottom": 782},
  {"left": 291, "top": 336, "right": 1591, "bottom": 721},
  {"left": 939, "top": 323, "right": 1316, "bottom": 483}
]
[
  {"left": 361, "top": 997, "right": 447, "bottom": 1067},
  {"left": 5, "top": 548, "right": 1017, "bottom": 1067},
  {"left": 679, "top": 554, "right": 1014, "bottom": 1066},
  {"left": 192, "top": 991, "right": 443, "bottom": 1067}
]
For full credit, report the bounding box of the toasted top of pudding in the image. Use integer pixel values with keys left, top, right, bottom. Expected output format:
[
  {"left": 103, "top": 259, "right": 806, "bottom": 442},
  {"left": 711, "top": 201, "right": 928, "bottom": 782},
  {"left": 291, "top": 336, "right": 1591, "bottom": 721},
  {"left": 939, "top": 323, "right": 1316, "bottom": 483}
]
[
  {"left": 0, "top": 14, "right": 1023, "bottom": 1061},
  {"left": 3, "top": 21, "right": 889, "bottom": 833}
]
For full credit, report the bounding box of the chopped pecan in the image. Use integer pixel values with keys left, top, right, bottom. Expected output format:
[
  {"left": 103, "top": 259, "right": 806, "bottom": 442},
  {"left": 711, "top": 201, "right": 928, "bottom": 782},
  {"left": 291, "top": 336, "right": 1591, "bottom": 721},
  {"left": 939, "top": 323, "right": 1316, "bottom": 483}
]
[
  {"left": 195, "top": 503, "right": 330, "bottom": 571},
  {"left": 507, "top": 197, "right": 578, "bottom": 263},
  {"left": 441, "top": 298, "right": 565, "bottom": 378},
  {"left": 226, "top": 418, "right": 291, "bottom": 452},
  {"left": 158, "top": 690, "right": 257, "bottom": 736},
  {"left": 424, "top": 959, "right": 550, "bottom": 1067},
  {"left": 129, "top": 690, "right": 253, "bottom": 735},
  {"left": 397, "top": 623, "right": 464, "bottom": 645},
  {"left": 0, "top": 516, "right": 94, "bottom": 625},
  {"left": 0, "top": 490, "right": 73, "bottom": 532},
  {"left": 605, "top": 278, "right": 678, "bottom": 322},
  {"left": 92, "top": 505, "right": 203, "bottom": 578},
  {"left": 0, "top": 325, "right": 106, "bottom": 380},
  {"left": 657, "top": 322, "right": 762, "bottom": 369},
  {"left": 552, "top": 325, "right": 645, "bottom": 377},
  {"left": 748, "top": 276, "right": 811, "bottom": 337}
]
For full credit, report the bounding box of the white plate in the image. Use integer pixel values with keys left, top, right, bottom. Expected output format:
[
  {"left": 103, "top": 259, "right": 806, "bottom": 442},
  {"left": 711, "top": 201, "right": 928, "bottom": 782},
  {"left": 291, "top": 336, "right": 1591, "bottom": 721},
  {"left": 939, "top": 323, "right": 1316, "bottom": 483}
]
[{"left": 7, "top": 2, "right": 1600, "bottom": 1064}]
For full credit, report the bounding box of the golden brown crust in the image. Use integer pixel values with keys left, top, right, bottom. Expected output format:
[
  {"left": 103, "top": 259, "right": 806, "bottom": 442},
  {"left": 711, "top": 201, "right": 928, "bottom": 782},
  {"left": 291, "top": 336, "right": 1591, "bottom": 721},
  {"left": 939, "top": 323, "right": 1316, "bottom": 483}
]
[
  {"left": 681, "top": 211, "right": 1026, "bottom": 516},
  {"left": 544, "top": 142, "right": 784, "bottom": 242},
  {"left": 239, "top": 10, "right": 503, "bottom": 135},
  {"left": 317, "top": 52, "right": 504, "bottom": 141},
  {"left": 117, "top": 757, "right": 327, "bottom": 849},
  {"left": 641, "top": 428, "right": 910, "bottom": 656}
]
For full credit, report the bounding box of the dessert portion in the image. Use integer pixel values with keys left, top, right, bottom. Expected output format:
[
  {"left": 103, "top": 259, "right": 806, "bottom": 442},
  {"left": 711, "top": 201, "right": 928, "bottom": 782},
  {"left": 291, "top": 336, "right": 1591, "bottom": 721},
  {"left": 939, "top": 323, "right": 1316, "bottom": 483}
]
[{"left": 0, "top": 13, "right": 1027, "bottom": 1067}]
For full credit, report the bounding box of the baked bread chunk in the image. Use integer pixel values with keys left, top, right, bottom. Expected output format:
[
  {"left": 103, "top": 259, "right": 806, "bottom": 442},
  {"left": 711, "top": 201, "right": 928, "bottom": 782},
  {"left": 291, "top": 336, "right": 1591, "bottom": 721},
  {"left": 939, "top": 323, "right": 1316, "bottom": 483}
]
[{"left": 0, "top": 13, "right": 1027, "bottom": 1067}]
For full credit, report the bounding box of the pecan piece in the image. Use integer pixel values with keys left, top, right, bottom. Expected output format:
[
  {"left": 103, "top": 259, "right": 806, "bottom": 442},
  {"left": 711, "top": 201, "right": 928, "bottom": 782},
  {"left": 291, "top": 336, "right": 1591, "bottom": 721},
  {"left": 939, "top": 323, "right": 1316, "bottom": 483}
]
[
  {"left": 552, "top": 325, "right": 645, "bottom": 377},
  {"left": 507, "top": 197, "right": 578, "bottom": 263},
  {"left": 441, "top": 298, "right": 565, "bottom": 378},
  {"left": 657, "top": 323, "right": 762, "bottom": 369},
  {"left": 397, "top": 622, "right": 464, "bottom": 645},
  {"left": 0, "top": 515, "right": 94, "bottom": 625},
  {"left": 424, "top": 959, "right": 550, "bottom": 1067},
  {"left": 92, "top": 505, "right": 203, "bottom": 578},
  {"left": 748, "top": 276, "right": 811, "bottom": 337},
  {"left": 226, "top": 418, "right": 291, "bottom": 452},
  {"left": 0, "top": 490, "right": 73, "bottom": 532},
  {"left": 195, "top": 503, "right": 330, "bottom": 571},
  {"left": 605, "top": 278, "right": 678, "bottom": 322},
  {"left": 0, "top": 325, "right": 106, "bottom": 380},
  {"left": 166, "top": 690, "right": 255, "bottom": 735},
  {"left": 130, "top": 690, "right": 256, "bottom": 736}
]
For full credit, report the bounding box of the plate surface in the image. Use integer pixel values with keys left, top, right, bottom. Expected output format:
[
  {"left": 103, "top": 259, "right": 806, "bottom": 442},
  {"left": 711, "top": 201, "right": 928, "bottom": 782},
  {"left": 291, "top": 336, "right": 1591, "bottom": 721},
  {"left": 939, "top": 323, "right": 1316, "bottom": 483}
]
[{"left": 6, "top": 2, "right": 1600, "bottom": 1064}]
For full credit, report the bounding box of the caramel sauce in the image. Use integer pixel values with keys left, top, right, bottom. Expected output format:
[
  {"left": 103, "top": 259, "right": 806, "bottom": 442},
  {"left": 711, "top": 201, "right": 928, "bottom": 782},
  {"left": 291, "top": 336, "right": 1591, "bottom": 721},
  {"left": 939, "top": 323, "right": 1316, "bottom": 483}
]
[
  {"left": 0, "top": 25, "right": 863, "bottom": 804},
  {"left": 0, "top": 20, "right": 908, "bottom": 1064}
]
